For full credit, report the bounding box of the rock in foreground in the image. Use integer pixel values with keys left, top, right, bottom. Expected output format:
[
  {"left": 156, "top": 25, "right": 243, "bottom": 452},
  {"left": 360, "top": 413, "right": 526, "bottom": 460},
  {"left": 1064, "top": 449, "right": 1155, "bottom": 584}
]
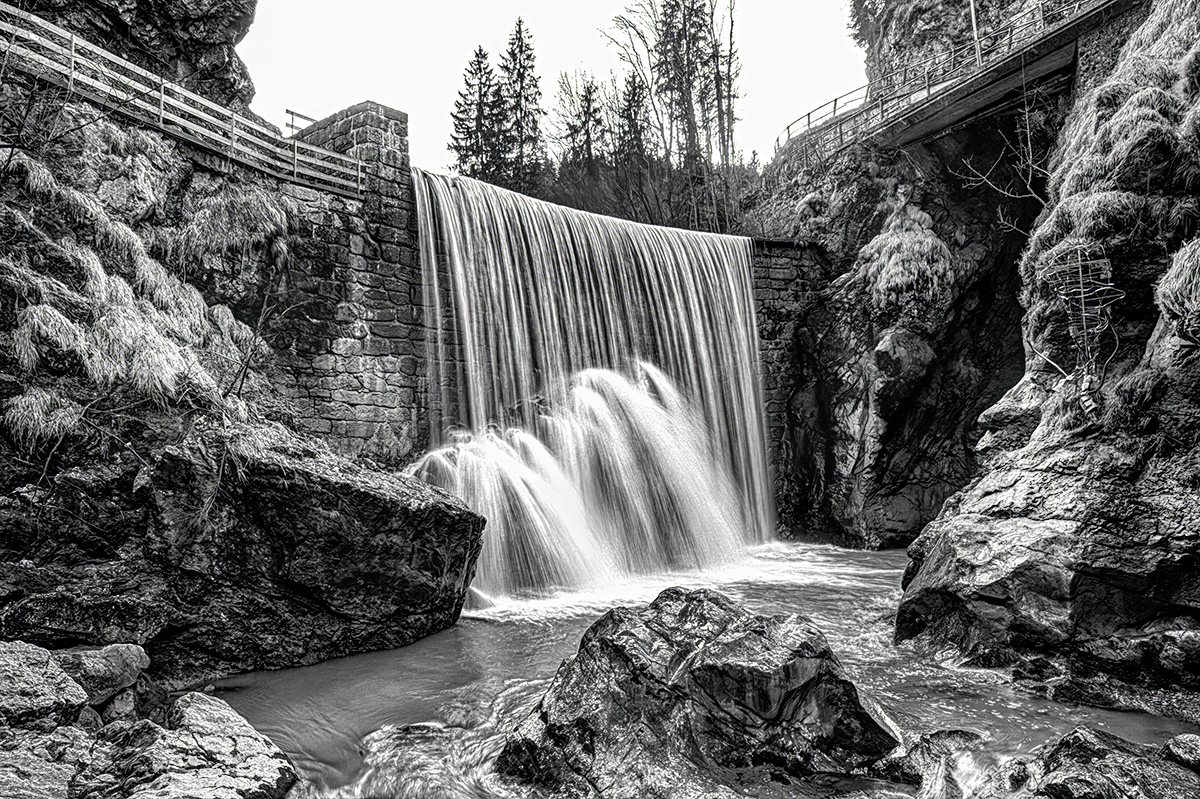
[
  {"left": 0, "top": 639, "right": 295, "bottom": 799},
  {"left": 0, "top": 422, "right": 485, "bottom": 689},
  {"left": 971, "top": 727, "right": 1200, "bottom": 799},
  {"left": 497, "top": 587, "right": 901, "bottom": 798}
]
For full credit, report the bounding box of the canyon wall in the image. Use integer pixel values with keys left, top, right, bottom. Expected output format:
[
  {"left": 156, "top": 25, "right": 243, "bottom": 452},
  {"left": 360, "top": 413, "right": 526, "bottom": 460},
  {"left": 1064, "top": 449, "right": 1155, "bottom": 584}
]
[{"left": 896, "top": 0, "right": 1200, "bottom": 715}]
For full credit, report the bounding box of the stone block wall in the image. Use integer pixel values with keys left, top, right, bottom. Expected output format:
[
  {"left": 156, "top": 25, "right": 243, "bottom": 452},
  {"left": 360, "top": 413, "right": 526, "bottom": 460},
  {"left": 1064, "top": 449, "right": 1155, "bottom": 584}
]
[
  {"left": 750, "top": 240, "right": 834, "bottom": 529},
  {"left": 281, "top": 101, "right": 426, "bottom": 463}
]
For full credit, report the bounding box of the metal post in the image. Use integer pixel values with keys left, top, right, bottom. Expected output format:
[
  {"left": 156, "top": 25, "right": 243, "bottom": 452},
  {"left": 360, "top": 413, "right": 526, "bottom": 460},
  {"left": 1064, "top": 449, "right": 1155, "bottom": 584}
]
[
  {"left": 969, "top": 0, "right": 983, "bottom": 66},
  {"left": 925, "top": 65, "right": 932, "bottom": 97},
  {"left": 1037, "top": 0, "right": 1045, "bottom": 27},
  {"left": 67, "top": 33, "right": 75, "bottom": 94},
  {"left": 292, "top": 138, "right": 298, "bottom": 178},
  {"left": 158, "top": 76, "right": 165, "bottom": 123},
  {"left": 228, "top": 115, "right": 237, "bottom": 157},
  {"left": 832, "top": 96, "right": 838, "bottom": 117},
  {"left": 356, "top": 160, "right": 362, "bottom": 195}
]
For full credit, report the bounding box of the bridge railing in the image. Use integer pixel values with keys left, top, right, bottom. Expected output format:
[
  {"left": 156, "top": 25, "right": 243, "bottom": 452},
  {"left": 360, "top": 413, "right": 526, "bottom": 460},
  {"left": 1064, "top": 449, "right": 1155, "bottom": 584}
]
[
  {"left": 0, "top": 1, "right": 363, "bottom": 199},
  {"left": 775, "top": 0, "right": 1099, "bottom": 161}
]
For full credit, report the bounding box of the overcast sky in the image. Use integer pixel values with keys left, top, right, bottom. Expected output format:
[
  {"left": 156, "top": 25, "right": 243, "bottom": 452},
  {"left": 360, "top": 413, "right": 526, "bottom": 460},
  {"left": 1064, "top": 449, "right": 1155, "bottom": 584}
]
[{"left": 239, "top": 1, "right": 866, "bottom": 171}]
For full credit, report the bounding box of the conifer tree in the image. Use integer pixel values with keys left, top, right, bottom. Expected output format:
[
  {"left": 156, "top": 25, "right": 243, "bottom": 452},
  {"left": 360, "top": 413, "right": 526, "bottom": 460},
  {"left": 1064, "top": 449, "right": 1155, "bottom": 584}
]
[
  {"left": 449, "top": 46, "right": 504, "bottom": 181},
  {"left": 496, "top": 18, "right": 546, "bottom": 194}
]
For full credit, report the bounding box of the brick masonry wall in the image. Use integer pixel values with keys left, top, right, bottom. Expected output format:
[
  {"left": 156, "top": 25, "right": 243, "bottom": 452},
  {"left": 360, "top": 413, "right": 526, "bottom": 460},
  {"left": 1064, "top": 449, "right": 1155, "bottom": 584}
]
[
  {"left": 281, "top": 101, "right": 426, "bottom": 463},
  {"left": 751, "top": 240, "right": 834, "bottom": 529}
]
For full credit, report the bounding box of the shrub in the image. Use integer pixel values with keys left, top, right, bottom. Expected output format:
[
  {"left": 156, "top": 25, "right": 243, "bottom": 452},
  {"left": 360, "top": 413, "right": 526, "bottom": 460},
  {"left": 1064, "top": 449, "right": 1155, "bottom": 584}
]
[
  {"left": 858, "top": 202, "right": 957, "bottom": 322},
  {"left": 1104, "top": 368, "right": 1168, "bottom": 432}
]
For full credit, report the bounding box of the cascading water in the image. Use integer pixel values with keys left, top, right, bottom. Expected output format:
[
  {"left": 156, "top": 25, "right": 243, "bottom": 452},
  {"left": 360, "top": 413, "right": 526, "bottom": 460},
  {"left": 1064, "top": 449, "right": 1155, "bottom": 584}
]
[{"left": 410, "top": 169, "right": 773, "bottom": 596}]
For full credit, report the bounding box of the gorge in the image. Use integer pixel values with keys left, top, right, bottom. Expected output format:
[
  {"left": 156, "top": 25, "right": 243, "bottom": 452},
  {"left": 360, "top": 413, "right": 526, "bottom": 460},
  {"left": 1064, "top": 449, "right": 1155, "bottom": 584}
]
[{"left": 2, "top": 0, "right": 1200, "bottom": 797}]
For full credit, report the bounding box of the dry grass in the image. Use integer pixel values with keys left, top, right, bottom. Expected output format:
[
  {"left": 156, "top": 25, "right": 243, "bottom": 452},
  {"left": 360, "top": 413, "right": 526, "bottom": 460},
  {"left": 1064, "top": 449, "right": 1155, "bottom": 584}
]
[
  {"left": 1156, "top": 237, "right": 1200, "bottom": 339},
  {"left": 2, "top": 388, "right": 84, "bottom": 449},
  {"left": 176, "top": 186, "right": 297, "bottom": 267},
  {"left": 1104, "top": 368, "right": 1168, "bottom": 432},
  {"left": 11, "top": 304, "right": 87, "bottom": 371}
]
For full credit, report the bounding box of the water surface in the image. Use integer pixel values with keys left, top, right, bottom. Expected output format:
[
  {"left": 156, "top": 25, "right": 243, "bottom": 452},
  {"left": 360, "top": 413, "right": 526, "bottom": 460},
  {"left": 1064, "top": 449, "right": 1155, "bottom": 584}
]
[{"left": 218, "top": 543, "right": 1195, "bottom": 796}]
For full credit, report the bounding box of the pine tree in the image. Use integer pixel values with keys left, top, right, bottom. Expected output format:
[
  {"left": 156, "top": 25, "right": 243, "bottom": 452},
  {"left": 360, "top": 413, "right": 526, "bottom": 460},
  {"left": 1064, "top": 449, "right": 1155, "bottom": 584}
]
[
  {"left": 449, "top": 46, "right": 504, "bottom": 181},
  {"left": 496, "top": 19, "right": 546, "bottom": 194},
  {"left": 561, "top": 73, "right": 606, "bottom": 175}
]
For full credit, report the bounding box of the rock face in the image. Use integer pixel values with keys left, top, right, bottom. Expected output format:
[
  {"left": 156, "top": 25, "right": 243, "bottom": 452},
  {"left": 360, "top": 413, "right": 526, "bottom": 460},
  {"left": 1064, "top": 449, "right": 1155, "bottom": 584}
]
[
  {"left": 0, "top": 639, "right": 295, "bottom": 799},
  {"left": 751, "top": 130, "right": 1035, "bottom": 548},
  {"left": 24, "top": 0, "right": 258, "bottom": 109},
  {"left": 0, "top": 421, "right": 485, "bottom": 689},
  {"left": 497, "top": 588, "right": 901, "bottom": 798},
  {"left": 895, "top": 0, "right": 1200, "bottom": 709},
  {"left": 971, "top": 727, "right": 1200, "bottom": 799}
]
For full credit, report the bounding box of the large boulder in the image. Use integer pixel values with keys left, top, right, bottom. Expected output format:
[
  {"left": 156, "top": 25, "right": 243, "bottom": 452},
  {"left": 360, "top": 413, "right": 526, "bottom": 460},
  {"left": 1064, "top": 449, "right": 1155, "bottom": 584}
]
[
  {"left": 52, "top": 644, "right": 150, "bottom": 705},
  {"left": 88, "top": 692, "right": 295, "bottom": 798},
  {"left": 0, "top": 422, "right": 485, "bottom": 689},
  {"left": 497, "top": 588, "right": 901, "bottom": 798},
  {"left": 970, "top": 727, "right": 1200, "bottom": 799},
  {"left": 0, "top": 641, "right": 88, "bottom": 729}
]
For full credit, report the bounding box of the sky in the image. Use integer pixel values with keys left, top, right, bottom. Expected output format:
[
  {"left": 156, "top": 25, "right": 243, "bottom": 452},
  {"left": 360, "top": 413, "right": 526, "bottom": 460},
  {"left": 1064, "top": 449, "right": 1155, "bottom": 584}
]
[{"left": 238, "top": 0, "right": 866, "bottom": 171}]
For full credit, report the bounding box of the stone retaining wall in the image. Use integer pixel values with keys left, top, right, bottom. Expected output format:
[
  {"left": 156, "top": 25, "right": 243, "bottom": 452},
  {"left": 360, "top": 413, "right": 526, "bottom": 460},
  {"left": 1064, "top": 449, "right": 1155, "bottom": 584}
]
[
  {"left": 751, "top": 241, "right": 833, "bottom": 533},
  {"left": 283, "top": 101, "right": 426, "bottom": 462}
]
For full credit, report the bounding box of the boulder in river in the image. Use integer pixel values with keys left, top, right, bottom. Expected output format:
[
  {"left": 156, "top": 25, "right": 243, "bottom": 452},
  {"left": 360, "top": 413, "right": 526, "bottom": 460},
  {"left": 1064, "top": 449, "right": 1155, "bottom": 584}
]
[
  {"left": 0, "top": 421, "right": 485, "bottom": 689},
  {"left": 497, "top": 587, "right": 902, "bottom": 798},
  {"left": 970, "top": 726, "right": 1200, "bottom": 799}
]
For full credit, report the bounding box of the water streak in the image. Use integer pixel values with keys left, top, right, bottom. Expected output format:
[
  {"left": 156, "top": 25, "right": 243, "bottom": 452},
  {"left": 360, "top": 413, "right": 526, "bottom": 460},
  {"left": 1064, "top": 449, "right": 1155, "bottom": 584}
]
[{"left": 411, "top": 170, "right": 772, "bottom": 595}]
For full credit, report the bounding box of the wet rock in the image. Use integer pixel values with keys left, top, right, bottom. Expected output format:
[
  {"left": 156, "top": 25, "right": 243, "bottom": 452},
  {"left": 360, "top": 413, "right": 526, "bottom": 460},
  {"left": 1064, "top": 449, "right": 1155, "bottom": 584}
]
[
  {"left": 0, "top": 423, "right": 485, "bottom": 689},
  {"left": 498, "top": 587, "right": 901, "bottom": 798},
  {"left": 52, "top": 643, "right": 150, "bottom": 705},
  {"left": 0, "top": 641, "right": 87, "bottom": 729},
  {"left": 970, "top": 727, "right": 1200, "bottom": 799},
  {"left": 868, "top": 728, "right": 984, "bottom": 792},
  {"left": 1163, "top": 733, "right": 1200, "bottom": 772},
  {"left": 91, "top": 692, "right": 296, "bottom": 798}
]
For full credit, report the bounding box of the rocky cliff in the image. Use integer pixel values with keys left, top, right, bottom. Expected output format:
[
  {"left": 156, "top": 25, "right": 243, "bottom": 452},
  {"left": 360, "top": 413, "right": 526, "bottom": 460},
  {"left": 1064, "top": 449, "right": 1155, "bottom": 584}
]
[
  {"left": 896, "top": 0, "right": 1200, "bottom": 714},
  {"left": 23, "top": 0, "right": 258, "bottom": 110},
  {"left": 748, "top": 118, "right": 1041, "bottom": 547},
  {"left": 0, "top": 66, "right": 484, "bottom": 687}
]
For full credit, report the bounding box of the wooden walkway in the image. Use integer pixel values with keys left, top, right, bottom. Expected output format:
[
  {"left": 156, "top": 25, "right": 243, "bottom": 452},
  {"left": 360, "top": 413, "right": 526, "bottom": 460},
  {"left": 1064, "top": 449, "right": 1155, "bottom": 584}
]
[
  {"left": 0, "top": 1, "right": 362, "bottom": 199},
  {"left": 775, "top": 0, "right": 1142, "bottom": 162}
]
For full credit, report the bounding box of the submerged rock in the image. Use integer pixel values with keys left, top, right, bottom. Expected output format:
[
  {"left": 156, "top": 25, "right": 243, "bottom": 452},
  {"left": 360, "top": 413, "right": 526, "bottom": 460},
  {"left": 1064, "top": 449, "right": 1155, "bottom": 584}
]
[
  {"left": 497, "top": 587, "right": 901, "bottom": 798},
  {"left": 970, "top": 727, "right": 1200, "bottom": 799}
]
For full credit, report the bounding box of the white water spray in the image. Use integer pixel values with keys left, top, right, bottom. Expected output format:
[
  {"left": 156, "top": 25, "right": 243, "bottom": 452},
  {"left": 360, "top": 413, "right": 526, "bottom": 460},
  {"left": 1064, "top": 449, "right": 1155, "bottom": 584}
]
[{"left": 411, "top": 170, "right": 773, "bottom": 596}]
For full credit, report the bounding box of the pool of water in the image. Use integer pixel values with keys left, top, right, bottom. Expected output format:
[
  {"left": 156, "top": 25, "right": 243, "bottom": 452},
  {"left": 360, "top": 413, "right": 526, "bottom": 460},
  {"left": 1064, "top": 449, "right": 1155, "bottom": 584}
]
[{"left": 216, "top": 543, "right": 1196, "bottom": 797}]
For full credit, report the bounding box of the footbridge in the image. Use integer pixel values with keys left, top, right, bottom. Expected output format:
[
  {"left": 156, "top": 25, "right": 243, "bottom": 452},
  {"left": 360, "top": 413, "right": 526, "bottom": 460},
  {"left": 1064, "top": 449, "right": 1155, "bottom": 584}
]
[{"left": 775, "top": 0, "right": 1144, "bottom": 162}]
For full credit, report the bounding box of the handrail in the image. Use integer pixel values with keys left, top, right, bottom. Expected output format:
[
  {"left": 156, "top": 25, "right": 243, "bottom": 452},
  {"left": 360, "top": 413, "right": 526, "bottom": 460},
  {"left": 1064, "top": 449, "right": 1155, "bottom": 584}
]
[
  {"left": 0, "top": 1, "right": 363, "bottom": 199},
  {"left": 774, "top": 0, "right": 1114, "bottom": 161}
]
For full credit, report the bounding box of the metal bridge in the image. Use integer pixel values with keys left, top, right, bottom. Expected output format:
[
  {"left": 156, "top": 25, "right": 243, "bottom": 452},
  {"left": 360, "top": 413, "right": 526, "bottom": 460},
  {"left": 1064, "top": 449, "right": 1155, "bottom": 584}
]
[
  {"left": 774, "top": 0, "right": 1143, "bottom": 162},
  {"left": 0, "top": 1, "right": 363, "bottom": 199}
]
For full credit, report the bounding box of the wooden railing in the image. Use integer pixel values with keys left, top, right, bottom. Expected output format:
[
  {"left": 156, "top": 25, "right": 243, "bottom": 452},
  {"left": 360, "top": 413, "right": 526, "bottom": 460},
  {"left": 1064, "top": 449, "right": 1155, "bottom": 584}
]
[
  {"left": 774, "top": 0, "right": 1116, "bottom": 161},
  {"left": 0, "top": 1, "right": 363, "bottom": 198}
]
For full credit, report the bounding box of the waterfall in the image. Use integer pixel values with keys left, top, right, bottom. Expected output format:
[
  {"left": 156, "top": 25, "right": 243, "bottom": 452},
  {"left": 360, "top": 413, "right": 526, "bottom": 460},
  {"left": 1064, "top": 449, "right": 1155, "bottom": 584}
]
[{"left": 411, "top": 169, "right": 773, "bottom": 597}]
